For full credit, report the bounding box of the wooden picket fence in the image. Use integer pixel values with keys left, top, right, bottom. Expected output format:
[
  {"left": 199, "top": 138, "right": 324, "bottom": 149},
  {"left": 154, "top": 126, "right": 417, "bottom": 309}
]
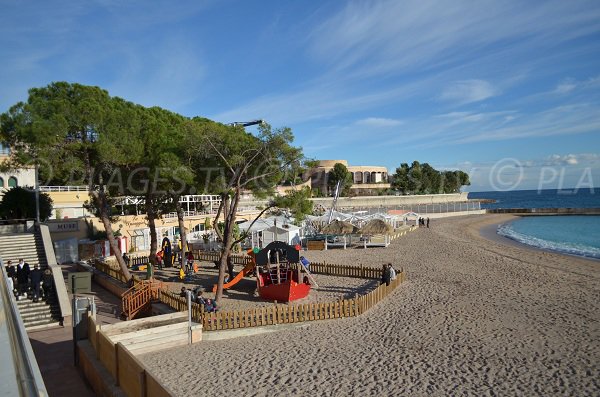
[
  {"left": 200, "top": 272, "right": 405, "bottom": 331},
  {"left": 193, "top": 251, "right": 252, "bottom": 265},
  {"left": 157, "top": 289, "right": 205, "bottom": 322},
  {"left": 92, "top": 256, "right": 406, "bottom": 333},
  {"left": 309, "top": 262, "right": 383, "bottom": 279}
]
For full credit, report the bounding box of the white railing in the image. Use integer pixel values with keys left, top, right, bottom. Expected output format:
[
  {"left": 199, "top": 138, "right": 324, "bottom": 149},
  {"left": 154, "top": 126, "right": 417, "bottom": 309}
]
[
  {"left": 0, "top": 259, "right": 48, "bottom": 396},
  {"left": 39, "top": 185, "right": 89, "bottom": 192}
]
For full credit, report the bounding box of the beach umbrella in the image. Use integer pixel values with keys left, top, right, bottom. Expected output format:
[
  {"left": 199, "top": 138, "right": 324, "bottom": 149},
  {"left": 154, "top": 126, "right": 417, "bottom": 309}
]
[
  {"left": 359, "top": 219, "right": 393, "bottom": 235},
  {"left": 321, "top": 220, "right": 358, "bottom": 234}
]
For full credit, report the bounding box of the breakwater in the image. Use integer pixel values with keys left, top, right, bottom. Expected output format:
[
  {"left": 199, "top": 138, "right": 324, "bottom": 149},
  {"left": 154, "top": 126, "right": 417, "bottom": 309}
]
[{"left": 487, "top": 208, "right": 600, "bottom": 215}]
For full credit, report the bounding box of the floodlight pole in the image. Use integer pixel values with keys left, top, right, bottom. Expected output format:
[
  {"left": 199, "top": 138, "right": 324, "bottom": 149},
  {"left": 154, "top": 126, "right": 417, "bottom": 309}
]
[
  {"left": 35, "top": 161, "right": 40, "bottom": 224},
  {"left": 229, "top": 120, "right": 264, "bottom": 127}
]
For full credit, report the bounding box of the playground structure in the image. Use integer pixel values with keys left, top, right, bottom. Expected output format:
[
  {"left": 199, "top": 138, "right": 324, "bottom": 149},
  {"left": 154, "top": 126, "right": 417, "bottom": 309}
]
[
  {"left": 255, "top": 241, "right": 315, "bottom": 302},
  {"left": 211, "top": 241, "right": 317, "bottom": 302}
]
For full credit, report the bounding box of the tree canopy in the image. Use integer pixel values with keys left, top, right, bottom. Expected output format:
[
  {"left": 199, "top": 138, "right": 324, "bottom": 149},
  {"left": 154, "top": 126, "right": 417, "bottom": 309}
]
[
  {"left": 392, "top": 161, "right": 470, "bottom": 194},
  {"left": 0, "top": 186, "right": 53, "bottom": 221},
  {"left": 1, "top": 82, "right": 309, "bottom": 290},
  {"left": 327, "top": 162, "right": 353, "bottom": 196}
]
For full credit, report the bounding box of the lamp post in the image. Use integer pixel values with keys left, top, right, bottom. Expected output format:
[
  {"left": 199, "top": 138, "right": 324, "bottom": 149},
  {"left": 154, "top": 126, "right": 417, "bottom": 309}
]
[
  {"left": 34, "top": 159, "right": 40, "bottom": 224},
  {"left": 229, "top": 120, "right": 264, "bottom": 128}
]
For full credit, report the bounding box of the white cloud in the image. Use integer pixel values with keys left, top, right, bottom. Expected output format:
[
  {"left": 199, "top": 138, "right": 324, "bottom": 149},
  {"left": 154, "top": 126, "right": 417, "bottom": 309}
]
[
  {"left": 356, "top": 117, "right": 404, "bottom": 127},
  {"left": 555, "top": 78, "right": 577, "bottom": 94},
  {"left": 439, "top": 79, "right": 498, "bottom": 105},
  {"left": 441, "top": 153, "right": 600, "bottom": 191}
]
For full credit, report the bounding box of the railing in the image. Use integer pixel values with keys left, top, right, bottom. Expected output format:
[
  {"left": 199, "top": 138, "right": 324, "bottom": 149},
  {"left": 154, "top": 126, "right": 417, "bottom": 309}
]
[
  {"left": 121, "top": 279, "right": 163, "bottom": 320},
  {"left": 1, "top": 260, "right": 48, "bottom": 396},
  {"left": 92, "top": 259, "right": 130, "bottom": 284},
  {"left": 39, "top": 185, "right": 89, "bottom": 192},
  {"left": 341, "top": 201, "right": 482, "bottom": 215}
]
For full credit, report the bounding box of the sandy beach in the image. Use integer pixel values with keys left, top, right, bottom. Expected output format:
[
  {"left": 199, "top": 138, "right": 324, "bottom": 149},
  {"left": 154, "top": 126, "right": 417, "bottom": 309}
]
[{"left": 140, "top": 214, "right": 600, "bottom": 396}]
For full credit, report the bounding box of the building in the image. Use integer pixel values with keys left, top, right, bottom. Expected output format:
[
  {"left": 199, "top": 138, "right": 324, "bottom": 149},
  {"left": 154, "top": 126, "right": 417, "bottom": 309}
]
[
  {"left": 308, "top": 160, "right": 390, "bottom": 196},
  {"left": 0, "top": 144, "right": 36, "bottom": 194}
]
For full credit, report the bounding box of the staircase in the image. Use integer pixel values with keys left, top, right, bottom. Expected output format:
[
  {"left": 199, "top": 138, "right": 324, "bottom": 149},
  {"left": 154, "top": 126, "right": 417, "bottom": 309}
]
[
  {"left": 0, "top": 232, "right": 48, "bottom": 270},
  {"left": 16, "top": 296, "right": 62, "bottom": 330},
  {"left": 122, "top": 279, "right": 163, "bottom": 320},
  {"left": 0, "top": 231, "right": 62, "bottom": 331}
]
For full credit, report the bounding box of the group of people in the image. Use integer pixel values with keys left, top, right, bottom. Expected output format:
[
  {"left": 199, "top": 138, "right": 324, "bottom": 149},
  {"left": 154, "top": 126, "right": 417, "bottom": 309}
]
[
  {"left": 179, "top": 287, "right": 217, "bottom": 313},
  {"left": 418, "top": 217, "right": 430, "bottom": 228},
  {"left": 380, "top": 263, "right": 397, "bottom": 286},
  {"left": 5, "top": 259, "right": 54, "bottom": 302}
]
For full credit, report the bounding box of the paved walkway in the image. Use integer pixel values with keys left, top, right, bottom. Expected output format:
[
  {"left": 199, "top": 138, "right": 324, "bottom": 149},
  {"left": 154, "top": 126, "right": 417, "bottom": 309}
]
[{"left": 27, "top": 264, "right": 124, "bottom": 396}]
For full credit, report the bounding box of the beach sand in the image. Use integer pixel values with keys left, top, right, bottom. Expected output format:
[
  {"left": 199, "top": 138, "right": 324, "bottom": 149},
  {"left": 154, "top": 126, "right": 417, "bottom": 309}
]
[{"left": 139, "top": 214, "right": 600, "bottom": 396}]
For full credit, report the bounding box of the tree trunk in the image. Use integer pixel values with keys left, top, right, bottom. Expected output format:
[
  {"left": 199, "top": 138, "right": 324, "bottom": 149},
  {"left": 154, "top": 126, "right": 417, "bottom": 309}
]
[
  {"left": 146, "top": 196, "right": 158, "bottom": 268},
  {"left": 215, "top": 194, "right": 230, "bottom": 302},
  {"left": 175, "top": 200, "right": 187, "bottom": 260},
  {"left": 215, "top": 190, "right": 241, "bottom": 303},
  {"left": 92, "top": 190, "right": 132, "bottom": 282}
]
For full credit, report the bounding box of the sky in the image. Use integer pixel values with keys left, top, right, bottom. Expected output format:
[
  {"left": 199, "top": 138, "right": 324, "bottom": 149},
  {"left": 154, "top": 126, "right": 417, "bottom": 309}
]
[{"left": 1, "top": 0, "right": 599, "bottom": 192}]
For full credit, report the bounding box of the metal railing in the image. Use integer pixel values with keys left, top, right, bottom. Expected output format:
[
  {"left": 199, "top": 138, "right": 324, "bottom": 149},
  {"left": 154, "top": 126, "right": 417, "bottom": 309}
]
[
  {"left": 39, "top": 186, "right": 88, "bottom": 192},
  {"left": 0, "top": 259, "right": 48, "bottom": 396},
  {"left": 337, "top": 201, "right": 482, "bottom": 215}
]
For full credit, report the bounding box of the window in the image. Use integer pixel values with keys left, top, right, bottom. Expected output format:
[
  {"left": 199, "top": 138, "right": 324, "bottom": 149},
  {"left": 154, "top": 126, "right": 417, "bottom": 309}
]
[
  {"left": 0, "top": 177, "right": 3, "bottom": 187},
  {"left": 8, "top": 176, "right": 17, "bottom": 188},
  {"left": 0, "top": 143, "right": 10, "bottom": 155}
]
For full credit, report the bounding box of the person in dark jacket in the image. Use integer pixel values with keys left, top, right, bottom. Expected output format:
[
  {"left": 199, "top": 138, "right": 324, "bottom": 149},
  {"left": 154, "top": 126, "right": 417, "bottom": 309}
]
[
  {"left": 380, "top": 263, "right": 392, "bottom": 286},
  {"left": 30, "top": 264, "right": 43, "bottom": 302},
  {"left": 16, "top": 258, "right": 30, "bottom": 298},
  {"left": 5, "top": 260, "right": 16, "bottom": 290},
  {"left": 42, "top": 268, "right": 54, "bottom": 300}
]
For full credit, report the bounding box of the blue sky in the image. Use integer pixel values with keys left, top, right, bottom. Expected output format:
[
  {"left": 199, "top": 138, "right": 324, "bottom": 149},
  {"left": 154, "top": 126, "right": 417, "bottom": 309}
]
[{"left": 1, "top": 0, "right": 599, "bottom": 191}]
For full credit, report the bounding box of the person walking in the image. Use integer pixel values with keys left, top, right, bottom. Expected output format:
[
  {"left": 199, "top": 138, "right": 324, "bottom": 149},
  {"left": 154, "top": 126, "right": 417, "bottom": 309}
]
[
  {"left": 5, "top": 260, "right": 16, "bottom": 293},
  {"left": 427, "top": 217, "right": 430, "bottom": 228},
  {"left": 42, "top": 267, "right": 54, "bottom": 300},
  {"left": 388, "top": 263, "right": 396, "bottom": 281},
  {"left": 380, "top": 264, "right": 391, "bottom": 286},
  {"left": 30, "top": 264, "right": 43, "bottom": 303},
  {"left": 16, "top": 259, "right": 30, "bottom": 299}
]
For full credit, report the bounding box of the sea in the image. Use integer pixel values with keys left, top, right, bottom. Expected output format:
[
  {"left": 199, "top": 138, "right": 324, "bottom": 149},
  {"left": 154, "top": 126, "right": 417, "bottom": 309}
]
[{"left": 468, "top": 189, "right": 600, "bottom": 260}]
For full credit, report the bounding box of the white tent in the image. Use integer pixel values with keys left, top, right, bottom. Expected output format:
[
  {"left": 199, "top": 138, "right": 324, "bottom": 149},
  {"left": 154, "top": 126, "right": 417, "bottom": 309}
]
[
  {"left": 261, "top": 224, "right": 302, "bottom": 246},
  {"left": 238, "top": 215, "right": 299, "bottom": 248}
]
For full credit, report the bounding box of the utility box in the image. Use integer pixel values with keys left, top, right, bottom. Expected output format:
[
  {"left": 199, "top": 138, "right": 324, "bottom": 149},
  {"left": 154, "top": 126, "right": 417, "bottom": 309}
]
[{"left": 68, "top": 272, "right": 92, "bottom": 294}]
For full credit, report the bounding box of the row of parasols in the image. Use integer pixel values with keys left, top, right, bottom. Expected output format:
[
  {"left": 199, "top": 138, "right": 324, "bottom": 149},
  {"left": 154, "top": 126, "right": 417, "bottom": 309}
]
[{"left": 320, "top": 219, "right": 394, "bottom": 235}]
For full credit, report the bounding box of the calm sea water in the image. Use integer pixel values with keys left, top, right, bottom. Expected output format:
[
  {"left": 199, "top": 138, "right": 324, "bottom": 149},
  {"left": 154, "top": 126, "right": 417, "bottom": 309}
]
[
  {"left": 469, "top": 189, "right": 600, "bottom": 259},
  {"left": 468, "top": 188, "right": 599, "bottom": 209}
]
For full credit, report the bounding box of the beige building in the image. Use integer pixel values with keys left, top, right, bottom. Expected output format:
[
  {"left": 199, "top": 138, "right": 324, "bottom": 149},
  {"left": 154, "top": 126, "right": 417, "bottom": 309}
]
[
  {"left": 0, "top": 145, "right": 36, "bottom": 194},
  {"left": 308, "top": 160, "right": 390, "bottom": 196}
]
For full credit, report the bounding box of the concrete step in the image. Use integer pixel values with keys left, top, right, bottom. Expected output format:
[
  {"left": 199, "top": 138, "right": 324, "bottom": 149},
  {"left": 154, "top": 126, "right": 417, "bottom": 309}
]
[
  {"left": 26, "top": 321, "right": 63, "bottom": 332},
  {"left": 19, "top": 304, "right": 60, "bottom": 315},
  {"left": 19, "top": 306, "right": 60, "bottom": 317},
  {"left": 25, "top": 319, "right": 62, "bottom": 331},
  {"left": 22, "top": 313, "right": 58, "bottom": 323}
]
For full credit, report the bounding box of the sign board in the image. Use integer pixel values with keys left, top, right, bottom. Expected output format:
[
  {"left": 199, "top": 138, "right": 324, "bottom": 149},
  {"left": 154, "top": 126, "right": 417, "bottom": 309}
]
[
  {"left": 307, "top": 240, "right": 325, "bottom": 250},
  {"left": 48, "top": 221, "right": 79, "bottom": 232}
]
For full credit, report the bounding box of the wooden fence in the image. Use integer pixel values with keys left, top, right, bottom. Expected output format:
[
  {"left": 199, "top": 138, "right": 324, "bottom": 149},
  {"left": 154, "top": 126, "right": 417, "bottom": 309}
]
[
  {"left": 86, "top": 315, "right": 174, "bottom": 397},
  {"left": 157, "top": 289, "right": 205, "bottom": 322},
  {"left": 193, "top": 251, "right": 252, "bottom": 265},
  {"left": 309, "top": 262, "right": 383, "bottom": 279},
  {"left": 199, "top": 272, "right": 405, "bottom": 331},
  {"left": 92, "top": 257, "right": 405, "bottom": 334},
  {"left": 92, "top": 259, "right": 130, "bottom": 284}
]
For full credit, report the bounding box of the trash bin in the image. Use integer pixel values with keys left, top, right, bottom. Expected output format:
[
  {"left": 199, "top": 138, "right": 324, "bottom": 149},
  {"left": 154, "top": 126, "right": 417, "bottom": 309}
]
[{"left": 68, "top": 272, "right": 92, "bottom": 294}]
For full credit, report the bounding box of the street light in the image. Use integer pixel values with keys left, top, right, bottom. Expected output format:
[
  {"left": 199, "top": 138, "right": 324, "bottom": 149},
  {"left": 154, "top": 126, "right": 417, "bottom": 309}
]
[{"left": 229, "top": 120, "right": 264, "bottom": 127}]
